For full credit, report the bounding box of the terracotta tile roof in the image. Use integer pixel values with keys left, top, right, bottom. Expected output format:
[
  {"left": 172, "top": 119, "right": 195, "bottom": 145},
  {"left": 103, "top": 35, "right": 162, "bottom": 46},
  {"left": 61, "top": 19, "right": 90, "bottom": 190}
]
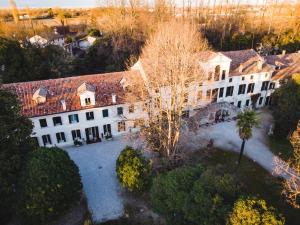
[
  {"left": 1, "top": 71, "right": 144, "bottom": 118},
  {"left": 221, "top": 49, "right": 274, "bottom": 76},
  {"left": 265, "top": 53, "right": 300, "bottom": 80},
  {"left": 197, "top": 51, "right": 219, "bottom": 62}
]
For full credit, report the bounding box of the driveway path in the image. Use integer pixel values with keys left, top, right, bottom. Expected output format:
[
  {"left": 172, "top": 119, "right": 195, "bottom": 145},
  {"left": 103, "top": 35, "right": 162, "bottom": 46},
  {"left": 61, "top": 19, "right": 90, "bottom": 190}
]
[
  {"left": 192, "top": 110, "right": 292, "bottom": 179},
  {"left": 64, "top": 138, "right": 127, "bottom": 222}
]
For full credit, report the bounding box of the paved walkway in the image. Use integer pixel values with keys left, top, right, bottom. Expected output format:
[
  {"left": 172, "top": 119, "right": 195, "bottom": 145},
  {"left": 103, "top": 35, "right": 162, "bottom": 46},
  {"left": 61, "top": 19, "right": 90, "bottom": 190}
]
[
  {"left": 64, "top": 138, "right": 128, "bottom": 223},
  {"left": 191, "top": 110, "right": 292, "bottom": 179}
]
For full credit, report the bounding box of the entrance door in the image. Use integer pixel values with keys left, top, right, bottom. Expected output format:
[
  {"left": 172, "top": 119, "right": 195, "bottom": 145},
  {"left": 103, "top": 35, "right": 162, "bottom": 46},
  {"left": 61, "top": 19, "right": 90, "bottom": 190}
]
[
  {"left": 85, "top": 126, "right": 100, "bottom": 142},
  {"left": 103, "top": 124, "right": 112, "bottom": 136},
  {"left": 265, "top": 96, "right": 270, "bottom": 106}
]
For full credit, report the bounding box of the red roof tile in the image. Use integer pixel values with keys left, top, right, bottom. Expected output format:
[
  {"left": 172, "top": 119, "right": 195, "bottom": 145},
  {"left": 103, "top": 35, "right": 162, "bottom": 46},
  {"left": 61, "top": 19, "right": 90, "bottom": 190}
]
[
  {"left": 221, "top": 49, "right": 274, "bottom": 76},
  {"left": 1, "top": 71, "right": 144, "bottom": 118},
  {"left": 265, "top": 53, "right": 300, "bottom": 80}
]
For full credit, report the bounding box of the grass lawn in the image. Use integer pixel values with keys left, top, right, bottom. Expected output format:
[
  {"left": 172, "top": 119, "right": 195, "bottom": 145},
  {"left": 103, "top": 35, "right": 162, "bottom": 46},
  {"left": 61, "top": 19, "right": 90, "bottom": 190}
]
[
  {"left": 187, "top": 149, "right": 300, "bottom": 225},
  {"left": 268, "top": 136, "right": 293, "bottom": 161}
]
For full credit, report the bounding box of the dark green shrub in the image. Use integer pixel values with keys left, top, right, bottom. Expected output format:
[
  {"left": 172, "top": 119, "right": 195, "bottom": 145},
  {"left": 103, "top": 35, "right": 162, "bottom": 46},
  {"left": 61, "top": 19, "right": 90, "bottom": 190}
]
[
  {"left": 116, "top": 146, "right": 152, "bottom": 192},
  {"left": 0, "top": 90, "right": 33, "bottom": 224},
  {"left": 18, "top": 147, "right": 82, "bottom": 225},
  {"left": 228, "top": 197, "right": 285, "bottom": 225},
  {"left": 150, "top": 165, "right": 237, "bottom": 225},
  {"left": 88, "top": 28, "right": 102, "bottom": 37}
]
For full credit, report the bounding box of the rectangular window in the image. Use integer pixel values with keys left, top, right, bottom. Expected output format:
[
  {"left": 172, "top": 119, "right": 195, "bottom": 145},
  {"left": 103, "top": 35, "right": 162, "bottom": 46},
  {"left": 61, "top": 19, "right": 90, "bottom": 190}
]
[
  {"left": 56, "top": 132, "right": 66, "bottom": 143},
  {"left": 197, "top": 91, "right": 202, "bottom": 100},
  {"left": 259, "top": 97, "right": 264, "bottom": 105},
  {"left": 184, "top": 93, "right": 188, "bottom": 103},
  {"left": 238, "top": 84, "right": 246, "bottom": 95},
  {"left": 102, "top": 109, "right": 109, "bottom": 118},
  {"left": 86, "top": 111, "right": 94, "bottom": 120},
  {"left": 117, "top": 107, "right": 123, "bottom": 115},
  {"left": 85, "top": 126, "right": 99, "bottom": 142},
  {"left": 103, "top": 124, "right": 112, "bottom": 136},
  {"left": 214, "top": 65, "right": 220, "bottom": 81},
  {"left": 129, "top": 105, "right": 135, "bottom": 113},
  {"left": 226, "top": 86, "right": 234, "bottom": 97},
  {"left": 212, "top": 89, "right": 218, "bottom": 102},
  {"left": 85, "top": 98, "right": 91, "bottom": 105},
  {"left": 39, "top": 119, "right": 47, "bottom": 128},
  {"left": 247, "top": 83, "right": 255, "bottom": 93},
  {"left": 237, "top": 101, "right": 242, "bottom": 108},
  {"left": 265, "top": 96, "right": 271, "bottom": 106},
  {"left": 261, "top": 81, "right": 270, "bottom": 91},
  {"left": 206, "top": 89, "right": 211, "bottom": 100},
  {"left": 42, "top": 134, "right": 51, "bottom": 146},
  {"left": 208, "top": 72, "right": 213, "bottom": 81},
  {"left": 219, "top": 87, "right": 224, "bottom": 98},
  {"left": 118, "top": 121, "right": 126, "bottom": 132},
  {"left": 269, "top": 82, "right": 275, "bottom": 90},
  {"left": 53, "top": 116, "right": 62, "bottom": 126},
  {"left": 154, "top": 98, "right": 160, "bottom": 108},
  {"left": 68, "top": 114, "right": 79, "bottom": 124},
  {"left": 221, "top": 70, "right": 226, "bottom": 80},
  {"left": 143, "top": 102, "right": 148, "bottom": 111},
  {"left": 71, "top": 129, "right": 81, "bottom": 140},
  {"left": 182, "top": 110, "right": 189, "bottom": 118},
  {"left": 245, "top": 99, "right": 250, "bottom": 106}
]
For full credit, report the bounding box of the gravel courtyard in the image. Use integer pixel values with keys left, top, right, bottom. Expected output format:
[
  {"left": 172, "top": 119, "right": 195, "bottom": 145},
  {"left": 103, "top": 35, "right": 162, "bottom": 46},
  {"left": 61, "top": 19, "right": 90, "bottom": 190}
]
[
  {"left": 63, "top": 110, "right": 291, "bottom": 223},
  {"left": 64, "top": 137, "right": 128, "bottom": 223}
]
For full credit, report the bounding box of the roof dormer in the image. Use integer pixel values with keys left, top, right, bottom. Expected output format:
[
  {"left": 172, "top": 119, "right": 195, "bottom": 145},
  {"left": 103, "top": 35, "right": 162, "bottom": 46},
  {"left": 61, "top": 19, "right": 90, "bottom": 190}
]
[
  {"left": 77, "top": 82, "right": 95, "bottom": 94},
  {"left": 33, "top": 87, "right": 47, "bottom": 104},
  {"left": 120, "top": 77, "right": 130, "bottom": 91},
  {"left": 257, "top": 57, "right": 264, "bottom": 71},
  {"left": 77, "top": 82, "right": 96, "bottom": 107}
]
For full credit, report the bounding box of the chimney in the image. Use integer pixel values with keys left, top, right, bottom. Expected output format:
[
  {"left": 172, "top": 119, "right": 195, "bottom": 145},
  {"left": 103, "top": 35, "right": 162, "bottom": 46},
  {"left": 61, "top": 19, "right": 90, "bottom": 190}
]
[
  {"left": 54, "top": 27, "right": 58, "bottom": 35},
  {"left": 239, "top": 64, "right": 244, "bottom": 73},
  {"left": 60, "top": 99, "right": 67, "bottom": 111},
  {"left": 257, "top": 59, "right": 263, "bottom": 70},
  {"left": 282, "top": 50, "right": 286, "bottom": 56},
  {"left": 112, "top": 94, "right": 117, "bottom": 104}
]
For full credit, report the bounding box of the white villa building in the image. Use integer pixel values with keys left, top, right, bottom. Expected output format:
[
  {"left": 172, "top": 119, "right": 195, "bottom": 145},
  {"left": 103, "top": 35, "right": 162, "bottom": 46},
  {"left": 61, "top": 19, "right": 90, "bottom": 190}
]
[{"left": 2, "top": 49, "right": 300, "bottom": 148}]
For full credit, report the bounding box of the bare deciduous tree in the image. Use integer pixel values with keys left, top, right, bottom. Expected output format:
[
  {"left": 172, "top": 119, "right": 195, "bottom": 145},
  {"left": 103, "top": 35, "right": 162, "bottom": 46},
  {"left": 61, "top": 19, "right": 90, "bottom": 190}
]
[
  {"left": 131, "top": 20, "right": 208, "bottom": 157},
  {"left": 274, "top": 120, "right": 300, "bottom": 208}
]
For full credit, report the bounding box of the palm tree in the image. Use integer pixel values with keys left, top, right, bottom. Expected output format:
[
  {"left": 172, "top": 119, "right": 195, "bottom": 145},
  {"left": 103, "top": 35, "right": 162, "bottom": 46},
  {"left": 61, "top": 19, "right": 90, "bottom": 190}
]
[{"left": 236, "top": 110, "right": 260, "bottom": 168}]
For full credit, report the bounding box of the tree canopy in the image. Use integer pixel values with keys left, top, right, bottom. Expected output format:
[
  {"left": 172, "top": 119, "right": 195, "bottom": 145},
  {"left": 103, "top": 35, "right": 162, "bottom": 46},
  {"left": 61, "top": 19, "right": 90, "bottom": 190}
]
[
  {"left": 271, "top": 75, "right": 300, "bottom": 137},
  {"left": 227, "top": 197, "right": 285, "bottom": 225},
  {"left": 0, "top": 89, "right": 33, "bottom": 224},
  {"left": 116, "top": 146, "right": 152, "bottom": 192},
  {"left": 0, "top": 37, "right": 72, "bottom": 83},
  {"left": 150, "top": 164, "right": 237, "bottom": 225},
  {"left": 18, "top": 147, "right": 82, "bottom": 225}
]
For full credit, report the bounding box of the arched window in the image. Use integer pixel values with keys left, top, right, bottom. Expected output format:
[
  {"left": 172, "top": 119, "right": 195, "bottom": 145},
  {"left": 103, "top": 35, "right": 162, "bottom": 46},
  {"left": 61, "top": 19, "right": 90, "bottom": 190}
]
[{"left": 214, "top": 65, "right": 221, "bottom": 81}]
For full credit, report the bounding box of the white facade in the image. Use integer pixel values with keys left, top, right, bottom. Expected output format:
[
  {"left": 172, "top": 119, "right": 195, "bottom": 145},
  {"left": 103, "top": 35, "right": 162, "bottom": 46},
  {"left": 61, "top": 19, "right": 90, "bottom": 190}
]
[
  {"left": 32, "top": 102, "right": 147, "bottom": 147},
  {"left": 78, "top": 36, "right": 97, "bottom": 50},
  {"left": 196, "top": 55, "right": 276, "bottom": 110},
  {"left": 26, "top": 50, "right": 286, "bottom": 148}
]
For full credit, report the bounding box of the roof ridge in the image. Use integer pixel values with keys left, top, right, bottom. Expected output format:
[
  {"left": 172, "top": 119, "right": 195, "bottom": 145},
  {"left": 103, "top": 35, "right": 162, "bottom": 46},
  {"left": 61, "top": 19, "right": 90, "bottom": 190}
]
[{"left": 2, "top": 70, "right": 133, "bottom": 86}]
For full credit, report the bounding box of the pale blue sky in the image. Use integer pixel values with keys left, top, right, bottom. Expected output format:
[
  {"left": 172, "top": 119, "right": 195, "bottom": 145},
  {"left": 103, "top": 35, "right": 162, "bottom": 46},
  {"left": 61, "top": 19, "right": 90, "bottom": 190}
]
[{"left": 0, "top": 0, "right": 275, "bottom": 8}]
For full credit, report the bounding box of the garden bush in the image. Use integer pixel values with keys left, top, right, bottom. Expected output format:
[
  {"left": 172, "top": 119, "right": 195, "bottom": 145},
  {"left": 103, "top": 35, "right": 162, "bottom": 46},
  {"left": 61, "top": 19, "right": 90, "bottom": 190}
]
[
  {"left": 150, "top": 164, "right": 237, "bottom": 225},
  {"left": 227, "top": 197, "right": 285, "bottom": 225},
  {"left": 17, "top": 147, "right": 82, "bottom": 225},
  {"left": 116, "top": 146, "right": 152, "bottom": 192}
]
